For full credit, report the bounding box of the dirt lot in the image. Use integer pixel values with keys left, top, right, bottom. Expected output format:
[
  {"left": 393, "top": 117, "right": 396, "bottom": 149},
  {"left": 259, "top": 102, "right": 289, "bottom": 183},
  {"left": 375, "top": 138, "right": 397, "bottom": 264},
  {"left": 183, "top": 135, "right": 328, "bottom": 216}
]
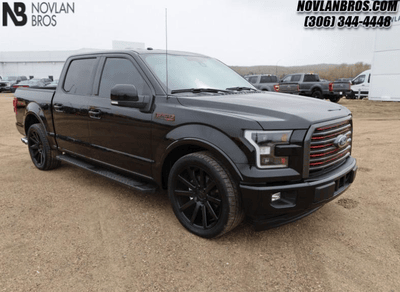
[{"left": 1, "top": 92, "right": 399, "bottom": 291}]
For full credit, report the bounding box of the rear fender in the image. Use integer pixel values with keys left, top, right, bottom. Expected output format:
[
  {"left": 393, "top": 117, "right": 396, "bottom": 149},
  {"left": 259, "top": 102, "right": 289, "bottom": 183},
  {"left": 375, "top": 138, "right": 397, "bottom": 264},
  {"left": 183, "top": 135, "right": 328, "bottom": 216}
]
[{"left": 24, "top": 102, "right": 57, "bottom": 148}]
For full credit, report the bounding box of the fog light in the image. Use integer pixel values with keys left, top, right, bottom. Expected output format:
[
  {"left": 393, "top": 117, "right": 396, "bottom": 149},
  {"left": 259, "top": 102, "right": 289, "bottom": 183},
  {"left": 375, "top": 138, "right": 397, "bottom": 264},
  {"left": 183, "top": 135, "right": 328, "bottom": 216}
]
[{"left": 271, "top": 192, "right": 281, "bottom": 202}]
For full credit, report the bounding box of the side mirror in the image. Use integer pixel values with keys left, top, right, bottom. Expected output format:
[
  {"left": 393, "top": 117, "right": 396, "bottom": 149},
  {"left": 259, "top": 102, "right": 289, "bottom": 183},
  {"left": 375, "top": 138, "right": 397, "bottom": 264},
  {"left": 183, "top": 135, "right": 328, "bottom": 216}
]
[{"left": 110, "top": 84, "right": 149, "bottom": 109}]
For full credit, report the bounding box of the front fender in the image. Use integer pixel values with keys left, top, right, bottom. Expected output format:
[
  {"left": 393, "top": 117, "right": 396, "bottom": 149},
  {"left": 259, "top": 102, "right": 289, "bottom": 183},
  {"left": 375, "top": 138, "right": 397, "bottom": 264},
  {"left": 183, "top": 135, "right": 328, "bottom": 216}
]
[
  {"left": 155, "top": 124, "right": 249, "bottom": 187},
  {"left": 166, "top": 124, "right": 248, "bottom": 163}
]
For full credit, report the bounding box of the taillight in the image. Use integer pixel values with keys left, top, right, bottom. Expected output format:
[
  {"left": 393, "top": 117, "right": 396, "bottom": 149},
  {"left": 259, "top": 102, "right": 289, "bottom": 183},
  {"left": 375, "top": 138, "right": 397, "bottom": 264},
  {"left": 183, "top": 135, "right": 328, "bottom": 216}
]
[
  {"left": 13, "top": 85, "right": 18, "bottom": 88},
  {"left": 13, "top": 98, "right": 17, "bottom": 113},
  {"left": 297, "top": 84, "right": 300, "bottom": 91},
  {"left": 273, "top": 84, "right": 280, "bottom": 92},
  {"left": 329, "top": 82, "right": 333, "bottom": 92}
]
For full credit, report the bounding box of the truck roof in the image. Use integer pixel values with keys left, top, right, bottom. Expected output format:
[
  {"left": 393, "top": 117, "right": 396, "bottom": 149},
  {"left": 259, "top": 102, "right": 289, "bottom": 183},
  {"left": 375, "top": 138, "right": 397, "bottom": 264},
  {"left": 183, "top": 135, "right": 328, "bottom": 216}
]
[{"left": 67, "top": 49, "right": 208, "bottom": 58}]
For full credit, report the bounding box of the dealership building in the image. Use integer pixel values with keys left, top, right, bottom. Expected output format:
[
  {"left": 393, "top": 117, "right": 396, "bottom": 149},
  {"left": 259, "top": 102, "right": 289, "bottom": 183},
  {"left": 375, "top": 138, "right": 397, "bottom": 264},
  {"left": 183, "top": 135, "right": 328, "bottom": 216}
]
[
  {"left": 0, "top": 41, "right": 145, "bottom": 80},
  {"left": 369, "top": 16, "right": 400, "bottom": 101}
]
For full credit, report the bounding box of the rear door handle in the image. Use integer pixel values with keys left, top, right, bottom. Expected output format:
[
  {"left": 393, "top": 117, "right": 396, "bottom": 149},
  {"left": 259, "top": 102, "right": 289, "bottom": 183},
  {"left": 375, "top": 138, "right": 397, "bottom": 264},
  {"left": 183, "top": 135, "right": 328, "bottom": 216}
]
[
  {"left": 53, "top": 104, "right": 64, "bottom": 112},
  {"left": 89, "top": 109, "right": 101, "bottom": 119}
]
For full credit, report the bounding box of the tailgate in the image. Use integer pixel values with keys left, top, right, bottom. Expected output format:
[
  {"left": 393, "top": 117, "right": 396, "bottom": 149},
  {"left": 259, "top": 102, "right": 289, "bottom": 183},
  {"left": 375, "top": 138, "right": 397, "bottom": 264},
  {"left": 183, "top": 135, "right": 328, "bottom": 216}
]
[{"left": 332, "top": 81, "right": 351, "bottom": 93}]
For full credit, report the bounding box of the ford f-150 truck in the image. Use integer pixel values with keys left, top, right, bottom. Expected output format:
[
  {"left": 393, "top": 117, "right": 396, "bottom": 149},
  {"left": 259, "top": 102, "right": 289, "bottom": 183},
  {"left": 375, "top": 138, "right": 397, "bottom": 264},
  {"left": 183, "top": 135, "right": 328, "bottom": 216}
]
[
  {"left": 13, "top": 49, "right": 357, "bottom": 238},
  {"left": 278, "top": 73, "right": 351, "bottom": 102}
]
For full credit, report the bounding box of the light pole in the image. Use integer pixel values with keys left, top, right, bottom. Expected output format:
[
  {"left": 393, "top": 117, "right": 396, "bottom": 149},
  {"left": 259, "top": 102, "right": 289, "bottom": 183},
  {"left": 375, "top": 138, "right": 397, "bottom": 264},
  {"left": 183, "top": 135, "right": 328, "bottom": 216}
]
[{"left": 276, "top": 59, "right": 281, "bottom": 76}]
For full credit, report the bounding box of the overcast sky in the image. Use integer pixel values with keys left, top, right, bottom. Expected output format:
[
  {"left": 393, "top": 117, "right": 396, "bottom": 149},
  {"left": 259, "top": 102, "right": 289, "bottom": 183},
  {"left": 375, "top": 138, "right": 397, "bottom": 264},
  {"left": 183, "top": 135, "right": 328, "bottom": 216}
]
[{"left": 0, "top": 0, "right": 398, "bottom": 66}]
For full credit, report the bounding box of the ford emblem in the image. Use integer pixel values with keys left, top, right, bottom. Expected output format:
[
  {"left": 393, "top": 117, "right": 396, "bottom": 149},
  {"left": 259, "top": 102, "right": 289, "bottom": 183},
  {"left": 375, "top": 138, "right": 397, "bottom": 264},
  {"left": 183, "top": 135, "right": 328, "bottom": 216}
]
[{"left": 334, "top": 135, "right": 347, "bottom": 148}]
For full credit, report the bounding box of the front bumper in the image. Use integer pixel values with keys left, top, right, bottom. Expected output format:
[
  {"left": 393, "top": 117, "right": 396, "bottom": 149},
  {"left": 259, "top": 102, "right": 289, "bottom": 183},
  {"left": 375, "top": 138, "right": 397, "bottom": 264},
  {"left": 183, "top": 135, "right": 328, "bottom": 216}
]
[{"left": 240, "top": 157, "right": 357, "bottom": 231}]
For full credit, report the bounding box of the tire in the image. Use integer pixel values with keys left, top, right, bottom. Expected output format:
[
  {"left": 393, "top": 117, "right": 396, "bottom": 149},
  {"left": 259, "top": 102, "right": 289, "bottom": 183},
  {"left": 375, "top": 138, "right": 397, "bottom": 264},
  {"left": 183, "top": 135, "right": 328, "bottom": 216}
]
[
  {"left": 346, "top": 91, "right": 355, "bottom": 99},
  {"left": 311, "top": 90, "right": 323, "bottom": 99},
  {"left": 27, "top": 124, "right": 61, "bottom": 170},
  {"left": 329, "top": 96, "right": 341, "bottom": 103},
  {"left": 168, "top": 151, "right": 244, "bottom": 238}
]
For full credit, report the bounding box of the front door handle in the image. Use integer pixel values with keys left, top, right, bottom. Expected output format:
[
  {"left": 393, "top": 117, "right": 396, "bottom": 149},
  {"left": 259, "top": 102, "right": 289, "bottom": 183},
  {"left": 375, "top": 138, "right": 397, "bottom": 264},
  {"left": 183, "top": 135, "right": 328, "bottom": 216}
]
[{"left": 89, "top": 109, "right": 102, "bottom": 119}]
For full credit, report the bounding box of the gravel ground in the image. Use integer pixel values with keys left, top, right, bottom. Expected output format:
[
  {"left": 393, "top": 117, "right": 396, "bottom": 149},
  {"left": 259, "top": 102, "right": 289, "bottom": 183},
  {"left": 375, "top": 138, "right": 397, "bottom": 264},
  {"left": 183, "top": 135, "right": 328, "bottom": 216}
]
[{"left": 1, "top": 92, "right": 399, "bottom": 291}]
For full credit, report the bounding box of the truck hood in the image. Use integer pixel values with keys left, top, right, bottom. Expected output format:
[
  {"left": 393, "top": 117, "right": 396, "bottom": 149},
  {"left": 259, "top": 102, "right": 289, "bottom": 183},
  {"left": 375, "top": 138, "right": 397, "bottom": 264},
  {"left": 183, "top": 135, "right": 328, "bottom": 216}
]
[{"left": 177, "top": 92, "right": 351, "bottom": 130}]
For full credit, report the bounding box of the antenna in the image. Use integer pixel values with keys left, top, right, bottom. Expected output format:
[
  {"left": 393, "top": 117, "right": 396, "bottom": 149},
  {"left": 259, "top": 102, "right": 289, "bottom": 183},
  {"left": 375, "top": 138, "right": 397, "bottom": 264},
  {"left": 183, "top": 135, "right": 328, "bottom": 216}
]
[{"left": 165, "top": 8, "right": 169, "bottom": 99}]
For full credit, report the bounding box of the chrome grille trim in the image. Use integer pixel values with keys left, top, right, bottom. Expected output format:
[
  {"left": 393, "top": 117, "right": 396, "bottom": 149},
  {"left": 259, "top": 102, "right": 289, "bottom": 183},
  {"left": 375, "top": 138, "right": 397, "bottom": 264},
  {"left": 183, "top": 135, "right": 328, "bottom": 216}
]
[{"left": 303, "top": 116, "right": 353, "bottom": 178}]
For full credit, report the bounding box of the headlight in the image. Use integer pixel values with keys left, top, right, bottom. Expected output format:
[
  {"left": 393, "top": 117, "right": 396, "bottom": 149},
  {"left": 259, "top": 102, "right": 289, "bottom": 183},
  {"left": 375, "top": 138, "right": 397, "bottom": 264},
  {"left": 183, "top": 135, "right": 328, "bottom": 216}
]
[
  {"left": 6, "top": 82, "right": 11, "bottom": 86},
  {"left": 244, "top": 130, "right": 292, "bottom": 168}
]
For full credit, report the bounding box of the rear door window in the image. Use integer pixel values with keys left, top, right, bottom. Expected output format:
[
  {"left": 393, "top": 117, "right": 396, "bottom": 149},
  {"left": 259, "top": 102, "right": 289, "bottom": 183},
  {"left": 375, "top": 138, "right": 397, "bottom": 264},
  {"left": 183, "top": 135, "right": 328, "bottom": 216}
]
[
  {"left": 63, "top": 58, "right": 97, "bottom": 95},
  {"left": 248, "top": 76, "right": 258, "bottom": 84},
  {"left": 303, "top": 75, "right": 319, "bottom": 82},
  {"left": 260, "top": 76, "right": 278, "bottom": 83},
  {"left": 291, "top": 75, "right": 302, "bottom": 82}
]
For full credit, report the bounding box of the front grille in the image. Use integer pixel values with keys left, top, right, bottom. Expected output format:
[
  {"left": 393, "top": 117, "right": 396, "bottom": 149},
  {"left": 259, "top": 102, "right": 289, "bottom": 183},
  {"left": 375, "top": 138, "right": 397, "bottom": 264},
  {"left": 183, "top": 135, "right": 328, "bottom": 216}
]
[{"left": 309, "top": 119, "right": 352, "bottom": 175}]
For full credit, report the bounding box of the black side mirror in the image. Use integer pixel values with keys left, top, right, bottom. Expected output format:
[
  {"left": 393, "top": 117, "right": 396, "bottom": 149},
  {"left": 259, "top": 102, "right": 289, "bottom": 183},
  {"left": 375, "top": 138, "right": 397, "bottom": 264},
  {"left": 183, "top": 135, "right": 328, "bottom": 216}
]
[{"left": 110, "top": 84, "right": 150, "bottom": 109}]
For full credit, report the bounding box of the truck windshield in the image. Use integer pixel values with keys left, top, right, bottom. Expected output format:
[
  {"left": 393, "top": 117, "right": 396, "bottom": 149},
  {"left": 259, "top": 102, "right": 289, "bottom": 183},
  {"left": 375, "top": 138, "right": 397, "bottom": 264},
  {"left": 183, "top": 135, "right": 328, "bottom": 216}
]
[{"left": 141, "top": 54, "right": 255, "bottom": 93}]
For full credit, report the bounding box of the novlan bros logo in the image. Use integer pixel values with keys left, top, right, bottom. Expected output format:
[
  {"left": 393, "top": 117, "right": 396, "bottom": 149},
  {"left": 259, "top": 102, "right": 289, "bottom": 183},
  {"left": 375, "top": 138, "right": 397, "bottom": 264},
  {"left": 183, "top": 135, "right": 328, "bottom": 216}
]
[
  {"left": 1, "top": 2, "right": 75, "bottom": 27},
  {"left": 2, "top": 2, "right": 27, "bottom": 26}
]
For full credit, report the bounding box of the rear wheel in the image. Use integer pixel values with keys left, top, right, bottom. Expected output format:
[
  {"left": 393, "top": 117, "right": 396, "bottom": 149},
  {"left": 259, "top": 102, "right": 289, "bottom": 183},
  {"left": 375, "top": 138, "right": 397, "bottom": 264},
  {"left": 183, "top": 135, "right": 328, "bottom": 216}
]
[
  {"left": 329, "top": 96, "right": 341, "bottom": 103},
  {"left": 168, "top": 151, "right": 244, "bottom": 238},
  {"left": 311, "top": 90, "right": 323, "bottom": 99},
  {"left": 27, "top": 124, "right": 60, "bottom": 170}
]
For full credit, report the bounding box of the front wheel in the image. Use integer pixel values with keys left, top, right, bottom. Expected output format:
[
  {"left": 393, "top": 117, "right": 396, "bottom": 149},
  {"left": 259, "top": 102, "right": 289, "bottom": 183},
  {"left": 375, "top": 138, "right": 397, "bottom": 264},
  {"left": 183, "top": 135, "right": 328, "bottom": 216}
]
[
  {"left": 27, "top": 124, "right": 60, "bottom": 170},
  {"left": 168, "top": 152, "right": 244, "bottom": 238}
]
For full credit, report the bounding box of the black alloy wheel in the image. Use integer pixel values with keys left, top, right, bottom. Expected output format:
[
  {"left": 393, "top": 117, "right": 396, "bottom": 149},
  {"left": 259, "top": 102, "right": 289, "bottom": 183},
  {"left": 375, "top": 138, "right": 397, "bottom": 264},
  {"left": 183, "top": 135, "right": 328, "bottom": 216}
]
[
  {"left": 27, "top": 124, "right": 60, "bottom": 170},
  {"left": 168, "top": 152, "right": 244, "bottom": 238},
  {"left": 28, "top": 127, "right": 45, "bottom": 168}
]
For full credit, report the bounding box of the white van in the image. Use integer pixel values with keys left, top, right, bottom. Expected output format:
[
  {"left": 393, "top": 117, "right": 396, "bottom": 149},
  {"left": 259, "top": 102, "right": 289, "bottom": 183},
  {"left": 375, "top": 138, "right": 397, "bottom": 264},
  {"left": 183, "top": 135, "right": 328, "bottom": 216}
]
[{"left": 348, "top": 69, "right": 371, "bottom": 99}]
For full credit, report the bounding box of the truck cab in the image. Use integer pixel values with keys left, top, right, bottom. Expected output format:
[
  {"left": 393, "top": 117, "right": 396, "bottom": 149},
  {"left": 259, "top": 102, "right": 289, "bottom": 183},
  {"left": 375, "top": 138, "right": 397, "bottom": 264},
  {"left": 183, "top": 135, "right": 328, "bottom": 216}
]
[{"left": 348, "top": 69, "right": 371, "bottom": 99}]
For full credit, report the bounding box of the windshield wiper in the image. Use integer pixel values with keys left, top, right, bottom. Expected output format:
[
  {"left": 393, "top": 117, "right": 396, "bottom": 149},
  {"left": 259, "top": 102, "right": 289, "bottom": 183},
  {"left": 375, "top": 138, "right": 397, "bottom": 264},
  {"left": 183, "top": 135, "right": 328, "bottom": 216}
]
[
  {"left": 170, "top": 88, "right": 230, "bottom": 94},
  {"left": 226, "top": 86, "right": 258, "bottom": 91}
]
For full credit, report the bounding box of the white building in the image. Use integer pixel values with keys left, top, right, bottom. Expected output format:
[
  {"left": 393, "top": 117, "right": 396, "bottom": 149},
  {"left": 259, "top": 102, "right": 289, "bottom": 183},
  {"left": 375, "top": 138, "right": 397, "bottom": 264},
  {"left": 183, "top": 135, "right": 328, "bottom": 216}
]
[
  {"left": 369, "top": 15, "right": 400, "bottom": 101},
  {"left": 0, "top": 49, "right": 95, "bottom": 79},
  {"left": 0, "top": 41, "right": 145, "bottom": 80}
]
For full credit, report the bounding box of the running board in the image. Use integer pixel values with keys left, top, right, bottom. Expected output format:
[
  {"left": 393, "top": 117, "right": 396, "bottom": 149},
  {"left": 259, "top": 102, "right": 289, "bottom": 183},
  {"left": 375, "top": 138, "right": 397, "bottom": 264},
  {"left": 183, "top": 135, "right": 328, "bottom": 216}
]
[{"left": 56, "top": 155, "right": 157, "bottom": 193}]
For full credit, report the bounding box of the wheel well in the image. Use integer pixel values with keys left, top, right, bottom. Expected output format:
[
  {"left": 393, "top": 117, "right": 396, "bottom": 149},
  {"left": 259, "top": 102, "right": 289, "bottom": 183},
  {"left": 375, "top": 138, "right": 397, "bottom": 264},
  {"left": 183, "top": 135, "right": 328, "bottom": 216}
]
[
  {"left": 24, "top": 114, "right": 40, "bottom": 135},
  {"left": 161, "top": 144, "right": 207, "bottom": 190}
]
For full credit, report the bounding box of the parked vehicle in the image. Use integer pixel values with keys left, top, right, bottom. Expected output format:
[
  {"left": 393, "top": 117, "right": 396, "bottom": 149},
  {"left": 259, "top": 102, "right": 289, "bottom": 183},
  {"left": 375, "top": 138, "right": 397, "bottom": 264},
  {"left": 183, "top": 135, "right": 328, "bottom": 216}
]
[
  {"left": 45, "top": 79, "right": 59, "bottom": 88},
  {"left": 335, "top": 78, "right": 352, "bottom": 82},
  {"left": 245, "top": 74, "right": 279, "bottom": 92},
  {"left": 13, "top": 78, "right": 52, "bottom": 90},
  {"left": 13, "top": 49, "right": 357, "bottom": 238},
  {"left": 347, "top": 70, "right": 370, "bottom": 99},
  {"left": 278, "top": 73, "right": 351, "bottom": 102},
  {"left": 0, "top": 76, "right": 28, "bottom": 92}
]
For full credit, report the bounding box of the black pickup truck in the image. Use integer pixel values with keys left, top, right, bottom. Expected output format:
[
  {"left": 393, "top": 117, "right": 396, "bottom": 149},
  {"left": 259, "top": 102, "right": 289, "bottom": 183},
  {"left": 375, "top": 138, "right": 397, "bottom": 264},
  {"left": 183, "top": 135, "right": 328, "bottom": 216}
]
[
  {"left": 14, "top": 49, "right": 357, "bottom": 238},
  {"left": 279, "top": 73, "right": 351, "bottom": 102}
]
